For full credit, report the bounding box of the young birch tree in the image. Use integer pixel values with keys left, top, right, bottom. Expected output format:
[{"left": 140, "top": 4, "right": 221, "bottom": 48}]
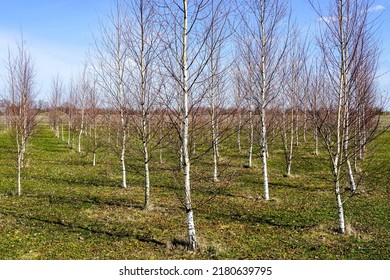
[
  {"left": 160, "top": 0, "right": 227, "bottom": 250},
  {"left": 91, "top": 0, "right": 130, "bottom": 188},
  {"left": 280, "top": 24, "right": 307, "bottom": 177},
  {"left": 236, "top": 40, "right": 256, "bottom": 168},
  {"left": 84, "top": 76, "right": 102, "bottom": 166},
  {"left": 5, "top": 37, "right": 37, "bottom": 196},
  {"left": 76, "top": 65, "right": 89, "bottom": 154},
  {"left": 202, "top": 0, "right": 230, "bottom": 181},
  {"left": 125, "top": 0, "right": 163, "bottom": 209},
  {"left": 65, "top": 77, "right": 77, "bottom": 149},
  {"left": 239, "top": 0, "right": 288, "bottom": 200},
  {"left": 49, "top": 74, "right": 64, "bottom": 138},
  {"left": 310, "top": 0, "right": 381, "bottom": 233}
]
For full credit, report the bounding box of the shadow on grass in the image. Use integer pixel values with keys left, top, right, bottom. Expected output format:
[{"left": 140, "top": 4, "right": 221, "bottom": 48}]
[
  {"left": 32, "top": 193, "right": 144, "bottom": 210},
  {"left": 212, "top": 210, "right": 318, "bottom": 231},
  {"left": 268, "top": 181, "right": 325, "bottom": 192},
  {"left": 247, "top": 215, "right": 318, "bottom": 230},
  {"left": 0, "top": 208, "right": 165, "bottom": 247},
  {"left": 29, "top": 173, "right": 121, "bottom": 189}
]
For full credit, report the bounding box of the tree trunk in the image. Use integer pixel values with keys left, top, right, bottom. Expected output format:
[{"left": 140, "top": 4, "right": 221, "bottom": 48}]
[
  {"left": 143, "top": 145, "right": 150, "bottom": 209},
  {"left": 120, "top": 115, "right": 127, "bottom": 188},
  {"left": 261, "top": 108, "right": 269, "bottom": 200},
  {"left": 78, "top": 128, "right": 83, "bottom": 153},
  {"left": 17, "top": 148, "right": 22, "bottom": 197},
  {"left": 335, "top": 179, "right": 345, "bottom": 234},
  {"left": 182, "top": 0, "right": 196, "bottom": 251},
  {"left": 314, "top": 125, "right": 319, "bottom": 156},
  {"left": 140, "top": 15, "right": 151, "bottom": 209},
  {"left": 248, "top": 109, "right": 254, "bottom": 168},
  {"left": 260, "top": 0, "right": 269, "bottom": 200},
  {"left": 343, "top": 107, "right": 356, "bottom": 192},
  {"left": 287, "top": 107, "right": 294, "bottom": 176},
  {"left": 237, "top": 109, "right": 242, "bottom": 153},
  {"left": 68, "top": 120, "right": 71, "bottom": 147},
  {"left": 211, "top": 56, "right": 218, "bottom": 181}
]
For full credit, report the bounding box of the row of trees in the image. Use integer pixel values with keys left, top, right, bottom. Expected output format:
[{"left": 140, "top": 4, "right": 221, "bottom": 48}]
[{"left": 1, "top": 0, "right": 384, "bottom": 249}]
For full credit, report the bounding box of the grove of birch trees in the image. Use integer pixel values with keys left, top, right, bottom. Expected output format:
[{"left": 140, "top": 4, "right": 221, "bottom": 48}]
[{"left": 0, "top": 0, "right": 385, "bottom": 250}]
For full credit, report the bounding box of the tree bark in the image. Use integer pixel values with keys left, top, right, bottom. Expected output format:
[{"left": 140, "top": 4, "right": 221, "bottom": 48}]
[{"left": 182, "top": 0, "right": 197, "bottom": 251}]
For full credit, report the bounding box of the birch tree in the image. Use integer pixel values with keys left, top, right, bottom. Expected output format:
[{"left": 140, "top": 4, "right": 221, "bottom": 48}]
[
  {"left": 205, "top": 0, "right": 230, "bottom": 182},
  {"left": 5, "top": 36, "right": 37, "bottom": 196},
  {"left": 124, "top": 0, "right": 163, "bottom": 210},
  {"left": 236, "top": 41, "right": 256, "bottom": 168},
  {"left": 161, "top": 0, "right": 197, "bottom": 251},
  {"left": 75, "top": 65, "right": 89, "bottom": 154},
  {"left": 84, "top": 76, "right": 102, "bottom": 166},
  {"left": 65, "top": 77, "right": 77, "bottom": 149},
  {"left": 160, "top": 0, "right": 227, "bottom": 251},
  {"left": 310, "top": 0, "right": 382, "bottom": 233},
  {"left": 239, "top": 0, "right": 288, "bottom": 200},
  {"left": 91, "top": 0, "right": 130, "bottom": 188},
  {"left": 280, "top": 24, "right": 307, "bottom": 177},
  {"left": 233, "top": 70, "right": 243, "bottom": 153},
  {"left": 49, "top": 74, "right": 64, "bottom": 138}
]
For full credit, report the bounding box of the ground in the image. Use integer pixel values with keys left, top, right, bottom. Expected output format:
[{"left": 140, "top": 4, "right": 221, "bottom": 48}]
[{"left": 0, "top": 118, "right": 389, "bottom": 259}]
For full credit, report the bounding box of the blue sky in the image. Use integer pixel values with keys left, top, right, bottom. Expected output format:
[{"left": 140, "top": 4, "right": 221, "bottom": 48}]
[
  {"left": 0, "top": 0, "right": 109, "bottom": 100},
  {"left": 1, "top": 0, "right": 389, "bottom": 106}
]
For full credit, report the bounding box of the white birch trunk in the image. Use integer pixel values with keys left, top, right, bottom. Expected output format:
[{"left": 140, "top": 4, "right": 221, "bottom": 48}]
[
  {"left": 248, "top": 109, "right": 253, "bottom": 168},
  {"left": 314, "top": 126, "right": 319, "bottom": 156},
  {"left": 179, "top": 119, "right": 184, "bottom": 170},
  {"left": 142, "top": 113, "right": 150, "bottom": 208},
  {"left": 55, "top": 124, "right": 59, "bottom": 138},
  {"left": 287, "top": 107, "right": 294, "bottom": 177},
  {"left": 303, "top": 107, "right": 307, "bottom": 143},
  {"left": 78, "top": 128, "right": 83, "bottom": 153},
  {"left": 120, "top": 115, "right": 127, "bottom": 188},
  {"left": 182, "top": 0, "right": 196, "bottom": 250},
  {"left": 78, "top": 83, "right": 85, "bottom": 153},
  {"left": 237, "top": 109, "right": 242, "bottom": 153},
  {"left": 68, "top": 120, "right": 71, "bottom": 147},
  {"left": 260, "top": 0, "right": 269, "bottom": 200},
  {"left": 333, "top": 3, "right": 347, "bottom": 233},
  {"left": 93, "top": 121, "right": 97, "bottom": 166},
  {"left": 287, "top": 55, "right": 295, "bottom": 177},
  {"left": 116, "top": 14, "right": 127, "bottom": 189},
  {"left": 17, "top": 153, "right": 22, "bottom": 196},
  {"left": 192, "top": 140, "right": 196, "bottom": 155},
  {"left": 140, "top": 13, "right": 151, "bottom": 209},
  {"left": 17, "top": 137, "right": 22, "bottom": 196},
  {"left": 343, "top": 108, "right": 356, "bottom": 192},
  {"left": 335, "top": 179, "right": 345, "bottom": 233},
  {"left": 211, "top": 53, "right": 218, "bottom": 181},
  {"left": 143, "top": 143, "right": 150, "bottom": 209},
  {"left": 261, "top": 108, "right": 269, "bottom": 200},
  {"left": 295, "top": 109, "right": 299, "bottom": 146}
]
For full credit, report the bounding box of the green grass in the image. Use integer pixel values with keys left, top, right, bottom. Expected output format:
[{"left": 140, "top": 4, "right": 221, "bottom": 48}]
[{"left": 0, "top": 120, "right": 389, "bottom": 259}]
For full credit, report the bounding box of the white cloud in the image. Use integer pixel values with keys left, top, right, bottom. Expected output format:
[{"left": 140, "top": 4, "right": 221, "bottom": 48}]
[
  {"left": 318, "top": 4, "right": 385, "bottom": 23},
  {"left": 368, "top": 5, "right": 385, "bottom": 13}
]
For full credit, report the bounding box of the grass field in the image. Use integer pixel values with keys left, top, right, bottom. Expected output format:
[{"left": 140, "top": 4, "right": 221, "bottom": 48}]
[{"left": 0, "top": 118, "right": 389, "bottom": 260}]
